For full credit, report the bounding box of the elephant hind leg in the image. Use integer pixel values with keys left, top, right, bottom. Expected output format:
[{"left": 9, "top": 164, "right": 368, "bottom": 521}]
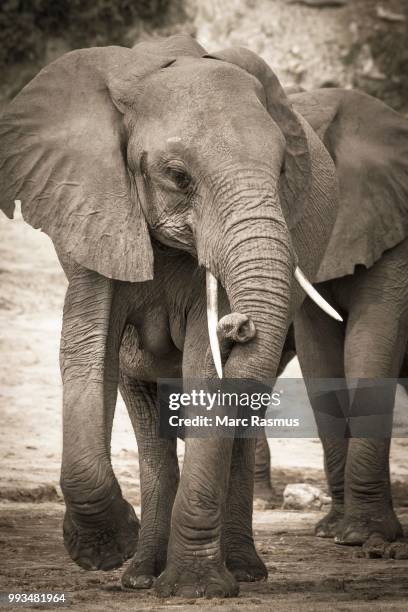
[{"left": 253, "top": 434, "right": 276, "bottom": 509}]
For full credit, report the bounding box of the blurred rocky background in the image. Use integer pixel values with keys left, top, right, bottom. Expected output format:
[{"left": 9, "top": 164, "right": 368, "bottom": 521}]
[{"left": 1, "top": 0, "right": 407, "bottom": 113}]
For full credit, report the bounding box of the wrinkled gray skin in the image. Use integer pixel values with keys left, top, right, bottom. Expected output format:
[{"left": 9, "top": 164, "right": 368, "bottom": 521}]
[
  {"left": 296, "top": 240, "right": 408, "bottom": 549},
  {"left": 253, "top": 243, "right": 408, "bottom": 550},
  {"left": 0, "top": 36, "right": 340, "bottom": 599}
]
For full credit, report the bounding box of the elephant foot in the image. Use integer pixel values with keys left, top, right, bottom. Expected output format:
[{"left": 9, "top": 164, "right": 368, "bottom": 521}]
[
  {"left": 121, "top": 547, "right": 167, "bottom": 590},
  {"left": 334, "top": 508, "right": 402, "bottom": 546},
  {"left": 154, "top": 562, "right": 239, "bottom": 598},
  {"left": 253, "top": 482, "right": 276, "bottom": 510},
  {"left": 226, "top": 546, "right": 268, "bottom": 582},
  {"left": 63, "top": 497, "right": 139, "bottom": 571},
  {"left": 315, "top": 505, "right": 344, "bottom": 538}
]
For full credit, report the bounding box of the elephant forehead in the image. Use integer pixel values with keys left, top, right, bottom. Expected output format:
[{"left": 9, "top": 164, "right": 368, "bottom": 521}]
[
  {"left": 130, "top": 106, "right": 280, "bottom": 170},
  {"left": 130, "top": 63, "right": 276, "bottom": 160},
  {"left": 139, "top": 57, "right": 265, "bottom": 112}
]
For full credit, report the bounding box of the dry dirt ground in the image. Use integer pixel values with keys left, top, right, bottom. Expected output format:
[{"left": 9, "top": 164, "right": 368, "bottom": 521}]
[{"left": 2, "top": 214, "right": 408, "bottom": 611}]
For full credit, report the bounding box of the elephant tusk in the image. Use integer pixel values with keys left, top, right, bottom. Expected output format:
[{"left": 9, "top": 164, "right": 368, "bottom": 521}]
[
  {"left": 206, "top": 269, "right": 223, "bottom": 378},
  {"left": 13, "top": 200, "right": 22, "bottom": 220},
  {"left": 294, "top": 267, "right": 343, "bottom": 322}
]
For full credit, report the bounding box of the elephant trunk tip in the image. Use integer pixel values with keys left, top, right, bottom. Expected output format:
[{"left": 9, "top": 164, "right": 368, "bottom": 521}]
[{"left": 217, "top": 313, "right": 256, "bottom": 344}]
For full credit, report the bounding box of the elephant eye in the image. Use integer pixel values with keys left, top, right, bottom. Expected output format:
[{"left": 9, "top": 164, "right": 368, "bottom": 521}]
[{"left": 165, "top": 164, "right": 192, "bottom": 191}]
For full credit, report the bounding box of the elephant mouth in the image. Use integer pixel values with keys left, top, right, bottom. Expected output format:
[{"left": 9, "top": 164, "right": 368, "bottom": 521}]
[{"left": 205, "top": 268, "right": 342, "bottom": 379}]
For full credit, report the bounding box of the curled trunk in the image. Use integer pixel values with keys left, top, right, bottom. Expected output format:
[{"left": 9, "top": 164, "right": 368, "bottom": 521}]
[{"left": 204, "top": 190, "right": 294, "bottom": 382}]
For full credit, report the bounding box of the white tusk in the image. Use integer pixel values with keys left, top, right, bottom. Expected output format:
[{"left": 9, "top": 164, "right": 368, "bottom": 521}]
[
  {"left": 13, "top": 200, "right": 22, "bottom": 220},
  {"left": 206, "top": 269, "right": 223, "bottom": 378},
  {"left": 294, "top": 267, "right": 343, "bottom": 322}
]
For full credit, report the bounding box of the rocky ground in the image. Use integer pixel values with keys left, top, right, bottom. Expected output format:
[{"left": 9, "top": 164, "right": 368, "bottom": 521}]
[{"left": 192, "top": 0, "right": 408, "bottom": 112}]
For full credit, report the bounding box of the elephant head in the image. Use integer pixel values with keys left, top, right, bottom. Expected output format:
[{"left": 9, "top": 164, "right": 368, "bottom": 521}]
[{"left": 0, "top": 35, "right": 341, "bottom": 382}]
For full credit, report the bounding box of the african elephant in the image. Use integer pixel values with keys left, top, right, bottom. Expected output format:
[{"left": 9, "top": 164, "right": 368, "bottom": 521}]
[
  {"left": 0, "top": 34, "right": 339, "bottom": 597},
  {"left": 285, "top": 89, "right": 408, "bottom": 551},
  {"left": 253, "top": 89, "right": 408, "bottom": 549},
  {"left": 1, "top": 33, "right": 407, "bottom": 597}
]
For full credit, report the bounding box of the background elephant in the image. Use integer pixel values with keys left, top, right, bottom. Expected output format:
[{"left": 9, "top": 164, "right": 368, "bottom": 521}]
[
  {"left": 295, "top": 237, "right": 408, "bottom": 551},
  {"left": 253, "top": 324, "right": 296, "bottom": 506},
  {"left": 289, "top": 88, "right": 408, "bottom": 552},
  {"left": 254, "top": 89, "right": 408, "bottom": 551},
  {"left": 1, "top": 33, "right": 408, "bottom": 598}
]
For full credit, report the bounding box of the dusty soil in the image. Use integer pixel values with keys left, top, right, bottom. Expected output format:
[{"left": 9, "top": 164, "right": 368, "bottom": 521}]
[{"left": 1, "top": 504, "right": 408, "bottom": 612}]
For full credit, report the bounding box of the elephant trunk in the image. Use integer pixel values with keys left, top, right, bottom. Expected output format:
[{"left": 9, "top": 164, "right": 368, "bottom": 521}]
[
  {"left": 208, "top": 194, "right": 294, "bottom": 382},
  {"left": 203, "top": 174, "right": 342, "bottom": 381},
  {"left": 224, "top": 225, "right": 292, "bottom": 381}
]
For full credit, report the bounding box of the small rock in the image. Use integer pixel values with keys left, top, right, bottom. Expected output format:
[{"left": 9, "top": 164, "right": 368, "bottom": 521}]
[
  {"left": 282, "top": 483, "right": 331, "bottom": 510},
  {"left": 0, "top": 483, "right": 60, "bottom": 503},
  {"left": 358, "top": 44, "right": 387, "bottom": 81},
  {"left": 261, "top": 22, "right": 276, "bottom": 36},
  {"left": 317, "top": 77, "right": 341, "bottom": 88},
  {"left": 376, "top": 6, "right": 406, "bottom": 23}
]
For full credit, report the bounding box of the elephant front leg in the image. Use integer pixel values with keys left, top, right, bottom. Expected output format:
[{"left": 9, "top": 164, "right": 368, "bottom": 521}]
[
  {"left": 60, "top": 269, "right": 139, "bottom": 570},
  {"left": 155, "top": 437, "right": 239, "bottom": 598},
  {"left": 315, "top": 436, "right": 348, "bottom": 537},
  {"left": 119, "top": 377, "right": 179, "bottom": 589},
  {"left": 336, "top": 300, "right": 407, "bottom": 548},
  {"left": 295, "top": 295, "right": 347, "bottom": 539},
  {"left": 224, "top": 437, "right": 268, "bottom": 582},
  {"left": 336, "top": 436, "right": 402, "bottom": 546}
]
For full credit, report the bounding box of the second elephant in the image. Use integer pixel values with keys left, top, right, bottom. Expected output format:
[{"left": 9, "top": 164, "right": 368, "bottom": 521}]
[{"left": 254, "top": 88, "right": 408, "bottom": 548}]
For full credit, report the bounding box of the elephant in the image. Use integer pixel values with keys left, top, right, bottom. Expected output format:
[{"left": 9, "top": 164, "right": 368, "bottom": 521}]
[
  {"left": 290, "top": 90, "right": 408, "bottom": 550},
  {"left": 1, "top": 34, "right": 408, "bottom": 597},
  {"left": 253, "top": 89, "right": 408, "bottom": 547}
]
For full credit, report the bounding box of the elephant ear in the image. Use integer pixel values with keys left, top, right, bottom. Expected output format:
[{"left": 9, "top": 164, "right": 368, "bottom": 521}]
[
  {"left": 291, "top": 88, "right": 408, "bottom": 282},
  {"left": 206, "top": 47, "right": 312, "bottom": 228},
  {"left": 0, "top": 35, "right": 206, "bottom": 282}
]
